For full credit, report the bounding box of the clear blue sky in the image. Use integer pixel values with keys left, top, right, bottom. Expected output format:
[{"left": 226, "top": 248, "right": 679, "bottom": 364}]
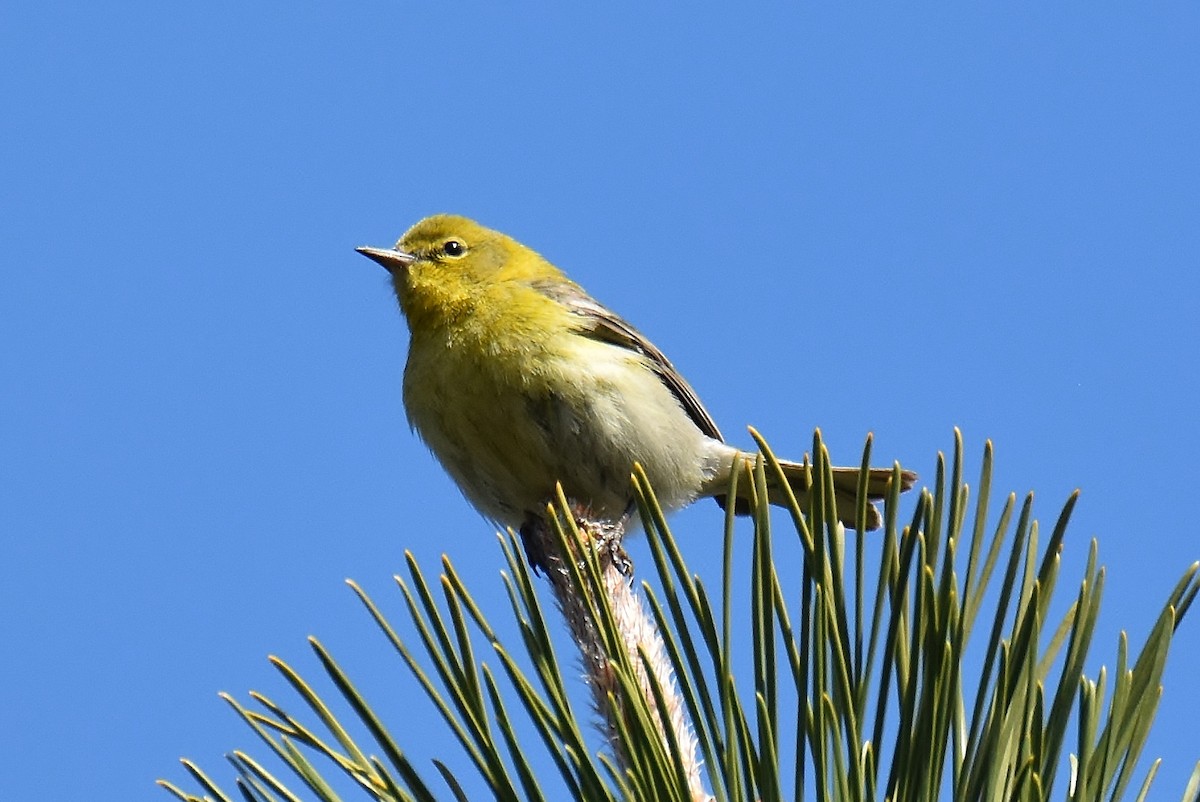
[{"left": 3, "top": 3, "right": 1199, "bottom": 799}]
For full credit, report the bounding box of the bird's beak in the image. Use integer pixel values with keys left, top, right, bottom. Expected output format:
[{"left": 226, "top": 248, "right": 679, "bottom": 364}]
[{"left": 355, "top": 246, "right": 417, "bottom": 273}]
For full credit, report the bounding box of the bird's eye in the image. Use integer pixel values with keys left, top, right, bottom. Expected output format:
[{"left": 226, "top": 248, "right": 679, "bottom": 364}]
[{"left": 443, "top": 240, "right": 466, "bottom": 257}]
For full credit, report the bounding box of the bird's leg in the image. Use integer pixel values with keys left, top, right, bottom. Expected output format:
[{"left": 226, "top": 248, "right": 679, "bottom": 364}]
[
  {"left": 519, "top": 505, "right": 633, "bottom": 579},
  {"left": 600, "top": 502, "right": 636, "bottom": 578},
  {"left": 518, "top": 512, "right": 551, "bottom": 576},
  {"left": 570, "top": 502, "right": 634, "bottom": 578}
]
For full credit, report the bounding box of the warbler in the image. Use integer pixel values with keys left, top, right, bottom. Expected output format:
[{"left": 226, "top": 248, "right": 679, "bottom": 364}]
[{"left": 357, "top": 215, "right": 914, "bottom": 538}]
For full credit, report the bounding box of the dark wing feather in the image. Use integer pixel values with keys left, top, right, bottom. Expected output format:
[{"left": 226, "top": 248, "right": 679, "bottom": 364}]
[{"left": 529, "top": 279, "right": 725, "bottom": 443}]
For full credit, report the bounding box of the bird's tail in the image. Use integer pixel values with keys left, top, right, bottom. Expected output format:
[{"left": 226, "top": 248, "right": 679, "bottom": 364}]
[{"left": 714, "top": 453, "right": 917, "bottom": 531}]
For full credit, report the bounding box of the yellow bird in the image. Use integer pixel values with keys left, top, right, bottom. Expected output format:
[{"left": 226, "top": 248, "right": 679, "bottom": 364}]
[{"left": 358, "top": 215, "right": 914, "bottom": 543}]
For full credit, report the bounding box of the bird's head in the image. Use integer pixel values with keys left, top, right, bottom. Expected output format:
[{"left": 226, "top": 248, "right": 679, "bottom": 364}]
[{"left": 357, "top": 214, "right": 563, "bottom": 329}]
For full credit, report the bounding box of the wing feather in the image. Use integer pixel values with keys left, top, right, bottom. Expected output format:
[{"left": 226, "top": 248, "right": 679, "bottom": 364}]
[{"left": 529, "top": 279, "right": 724, "bottom": 443}]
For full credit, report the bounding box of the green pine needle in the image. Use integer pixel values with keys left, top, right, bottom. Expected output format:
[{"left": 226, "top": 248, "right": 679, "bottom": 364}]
[{"left": 163, "top": 433, "right": 1199, "bottom": 802}]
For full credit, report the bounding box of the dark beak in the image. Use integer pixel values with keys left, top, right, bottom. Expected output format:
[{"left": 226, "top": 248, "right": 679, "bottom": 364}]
[{"left": 355, "top": 246, "right": 417, "bottom": 273}]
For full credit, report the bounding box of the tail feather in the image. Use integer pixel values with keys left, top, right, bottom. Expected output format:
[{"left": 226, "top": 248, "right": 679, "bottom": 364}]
[{"left": 714, "top": 455, "right": 917, "bottom": 531}]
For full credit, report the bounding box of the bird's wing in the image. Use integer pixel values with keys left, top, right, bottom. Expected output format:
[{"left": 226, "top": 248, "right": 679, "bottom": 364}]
[{"left": 528, "top": 279, "right": 725, "bottom": 443}]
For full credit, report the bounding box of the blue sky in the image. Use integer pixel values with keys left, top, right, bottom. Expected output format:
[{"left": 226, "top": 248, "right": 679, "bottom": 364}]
[{"left": 4, "top": 3, "right": 1199, "bottom": 799}]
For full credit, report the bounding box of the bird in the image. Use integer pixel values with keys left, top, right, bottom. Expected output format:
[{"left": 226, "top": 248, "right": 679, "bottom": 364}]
[{"left": 357, "top": 214, "right": 915, "bottom": 547}]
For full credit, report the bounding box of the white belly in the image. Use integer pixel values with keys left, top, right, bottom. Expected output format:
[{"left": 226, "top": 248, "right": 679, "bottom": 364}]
[{"left": 403, "top": 333, "right": 713, "bottom": 528}]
